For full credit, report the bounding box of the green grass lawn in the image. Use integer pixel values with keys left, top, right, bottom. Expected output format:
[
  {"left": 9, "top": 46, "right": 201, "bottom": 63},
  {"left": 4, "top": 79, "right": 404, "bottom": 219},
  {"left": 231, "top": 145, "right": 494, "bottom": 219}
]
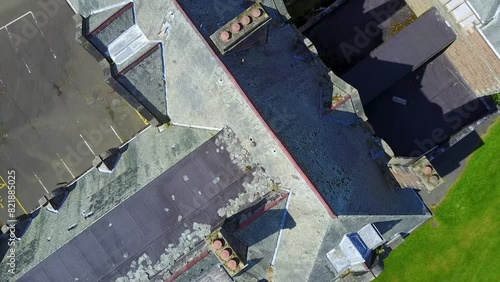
[{"left": 378, "top": 118, "right": 500, "bottom": 282}]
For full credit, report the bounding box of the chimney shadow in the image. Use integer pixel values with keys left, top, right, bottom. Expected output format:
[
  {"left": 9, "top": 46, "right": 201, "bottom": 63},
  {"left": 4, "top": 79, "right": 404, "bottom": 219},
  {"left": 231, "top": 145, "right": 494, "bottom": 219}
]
[{"left": 174, "top": 0, "right": 490, "bottom": 217}]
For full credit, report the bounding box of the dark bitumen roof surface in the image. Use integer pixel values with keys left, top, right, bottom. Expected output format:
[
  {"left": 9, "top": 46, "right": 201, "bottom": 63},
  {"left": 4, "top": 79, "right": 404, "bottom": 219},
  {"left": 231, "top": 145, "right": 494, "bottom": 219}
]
[
  {"left": 18, "top": 129, "right": 262, "bottom": 281},
  {"left": 0, "top": 0, "right": 147, "bottom": 222},
  {"left": 365, "top": 53, "right": 489, "bottom": 156},
  {"left": 341, "top": 7, "right": 458, "bottom": 106},
  {"left": 85, "top": 2, "right": 168, "bottom": 122}
]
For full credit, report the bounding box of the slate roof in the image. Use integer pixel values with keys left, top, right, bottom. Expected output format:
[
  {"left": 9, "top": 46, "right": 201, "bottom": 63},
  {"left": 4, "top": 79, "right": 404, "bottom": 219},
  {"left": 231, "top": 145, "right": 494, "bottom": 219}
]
[
  {"left": 19, "top": 129, "right": 269, "bottom": 281},
  {"left": 326, "top": 223, "right": 384, "bottom": 275},
  {"left": 365, "top": 54, "right": 489, "bottom": 156},
  {"left": 467, "top": 0, "right": 499, "bottom": 23},
  {"left": 0, "top": 1, "right": 435, "bottom": 281},
  {"left": 467, "top": 0, "right": 500, "bottom": 58},
  {"left": 341, "top": 7, "right": 457, "bottom": 106}
]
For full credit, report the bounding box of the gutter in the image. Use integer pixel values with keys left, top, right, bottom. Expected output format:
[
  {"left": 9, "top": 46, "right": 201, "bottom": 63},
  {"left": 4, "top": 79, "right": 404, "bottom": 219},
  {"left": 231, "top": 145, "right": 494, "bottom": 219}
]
[{"left": 172, "top": 0, "right": 339, "bottom": 219}]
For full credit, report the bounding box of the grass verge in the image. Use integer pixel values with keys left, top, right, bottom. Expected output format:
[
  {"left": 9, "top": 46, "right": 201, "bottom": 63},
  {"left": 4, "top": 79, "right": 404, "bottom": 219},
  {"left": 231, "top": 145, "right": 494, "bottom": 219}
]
[
  {"left": 492, "top": 93, "right": 500, "bottom": 106},
  {"left": 377, "top": 118, "right": 500, "bottom": 281}
]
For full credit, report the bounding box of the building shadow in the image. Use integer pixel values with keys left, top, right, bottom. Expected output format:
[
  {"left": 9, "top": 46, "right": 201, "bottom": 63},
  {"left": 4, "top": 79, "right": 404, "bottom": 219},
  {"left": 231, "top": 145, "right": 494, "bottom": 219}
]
[
  {"left": 80, "top": 5, "right": 169, "bottom": 125},
  {"left": 364, "top": 55, "right": 490, "bottom": 157},
  {"left": 0, "top": 212, "right": 34, "bottom": 262},
  {"left": 430, "top": 128, "right": 484, "bottom": 177},
  {"left": 233, "top": 257, "right": 263, "bottom": 277},
  {"left": 174, "top": 1, "right": 490, "bottom": 217},
  {"left": 236, "top": 208, "right": 296, "bottom": 246},
  {"left": 373, "top": 219, "right": 402, "bottom": 235},
  {"left": 303, "top": 0, "right": 409, "bottom": 74}
]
